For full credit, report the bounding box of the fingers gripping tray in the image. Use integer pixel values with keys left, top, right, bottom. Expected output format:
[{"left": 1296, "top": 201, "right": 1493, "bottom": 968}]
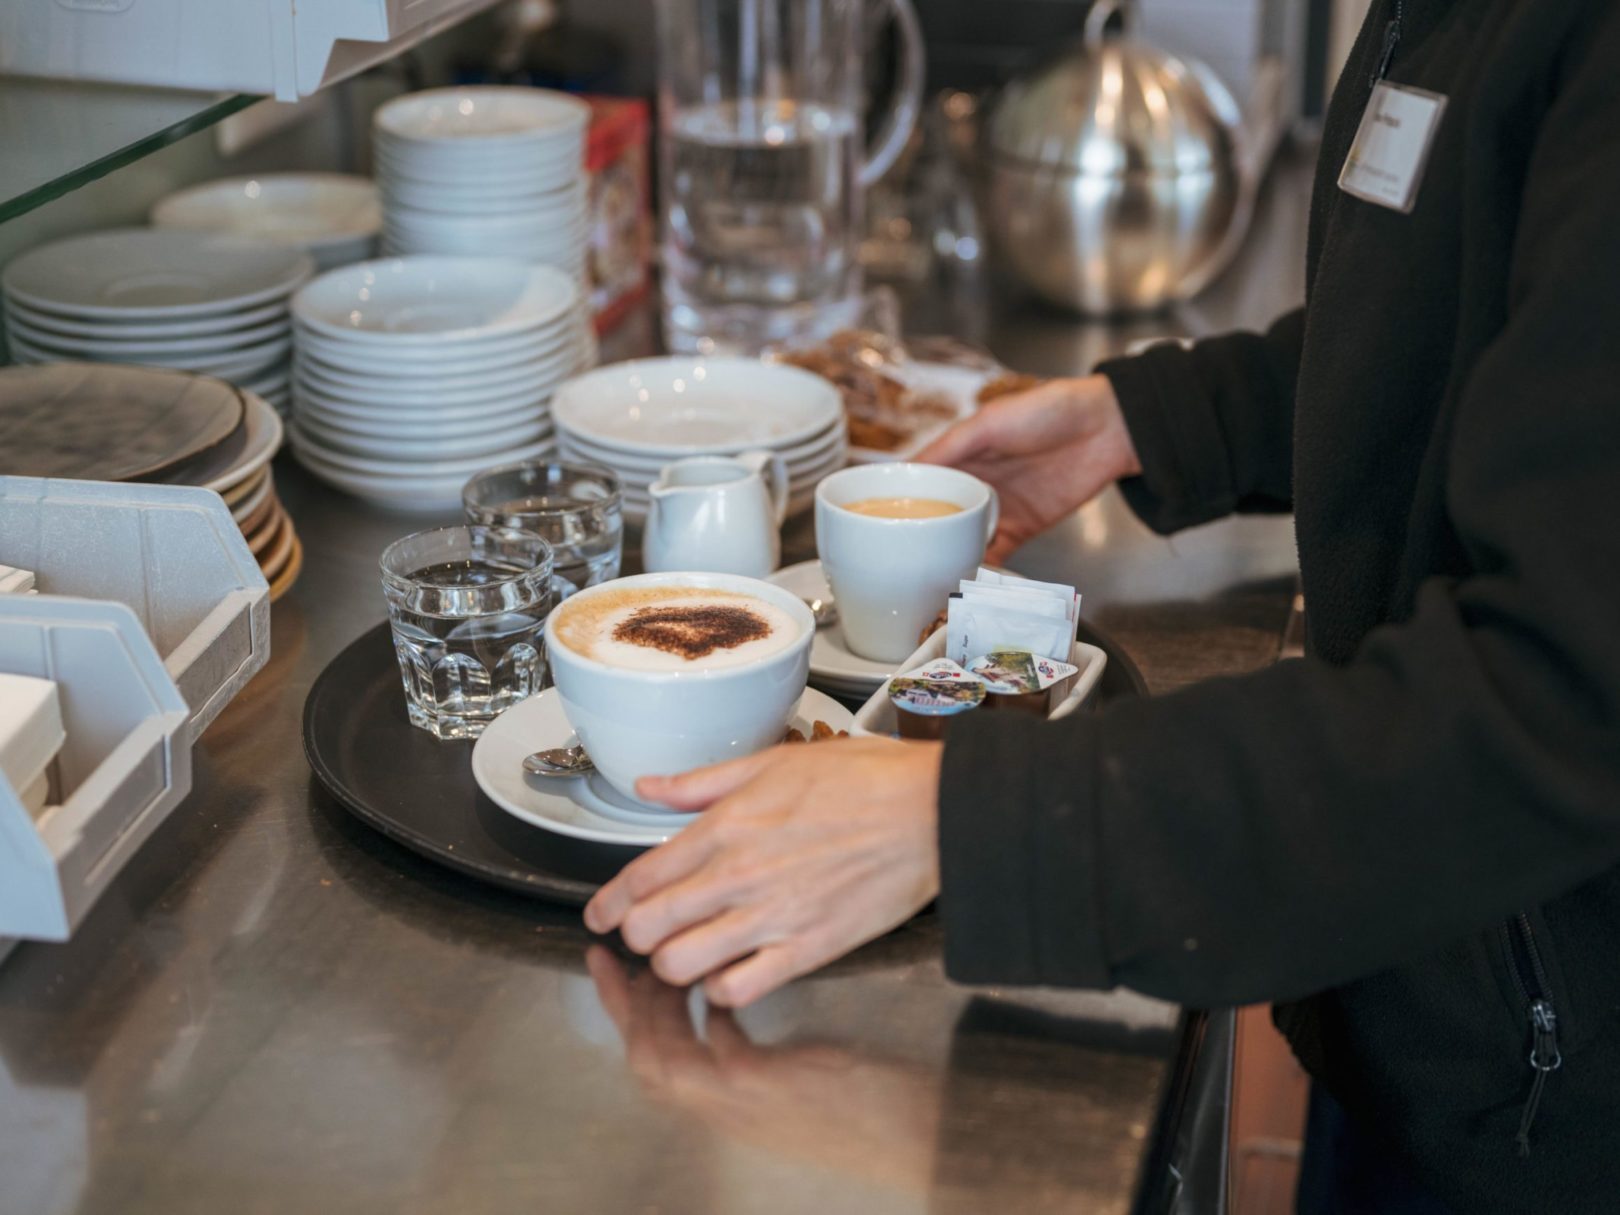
[
  {"left": 0, "top": 598, "right": 192, "bottom": 949},
  {"left": 0, "top": 477, "right": 270, "bottom": 741}
]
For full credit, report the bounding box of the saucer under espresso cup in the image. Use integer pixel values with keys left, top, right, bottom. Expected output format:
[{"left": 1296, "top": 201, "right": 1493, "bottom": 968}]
[
  {"left": 544, "top": 572, "right": 816, "bottom": 801},
  {"left": 814, "top": 463, "right": 999, "bottom": 663}
]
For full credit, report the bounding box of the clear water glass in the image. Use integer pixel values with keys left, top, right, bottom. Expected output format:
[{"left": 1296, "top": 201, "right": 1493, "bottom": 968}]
[
  {"left": 461, "top": 461, "right": 623, "bottom": 591},
  {"left": 380, "top": 526, "right": 556, "bottom": 741}
]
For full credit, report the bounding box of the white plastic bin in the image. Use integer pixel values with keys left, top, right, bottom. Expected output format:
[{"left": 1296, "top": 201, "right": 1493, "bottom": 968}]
[
  {"left": 0, "top": 597, "right": 192, "bottom": 948},
  {"left": 0, "top": 477, "right": 270, "bottom": 741},
  {"left": 852, "top": 633, "right": 1110, "bottom": 737}
]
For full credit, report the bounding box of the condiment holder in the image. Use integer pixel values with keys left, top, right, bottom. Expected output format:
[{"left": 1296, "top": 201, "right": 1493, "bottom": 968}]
[{"left": 851, "top": 629, "right": 1109, "bottom": 738}]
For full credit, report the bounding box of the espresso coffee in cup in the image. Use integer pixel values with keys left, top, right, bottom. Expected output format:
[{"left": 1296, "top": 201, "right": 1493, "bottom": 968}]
[
  {"left": 546, "top": 573, "right": 814, "bottom": 802},
  {"left": 842, "top": 497, "right": 964, "bottom": 519},
  {"left": 815, "top": 464, "right": 998, "bottom": 662}
]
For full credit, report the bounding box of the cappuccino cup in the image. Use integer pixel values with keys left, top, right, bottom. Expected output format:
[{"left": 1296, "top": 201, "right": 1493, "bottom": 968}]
[
  {"left": 815, "top": 463, "right": 998, "bottom": 662},
  {"left": 545, "top": 572, "right": 814, "bottom": 801}
]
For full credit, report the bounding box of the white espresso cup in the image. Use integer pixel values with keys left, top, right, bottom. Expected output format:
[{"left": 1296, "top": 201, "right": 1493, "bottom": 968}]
[
  {"left": 545, "top": 572, "right": 814, "bottom": 801},
  {"left": 815, "top": 463, "right": 999, "bottom": 662}
]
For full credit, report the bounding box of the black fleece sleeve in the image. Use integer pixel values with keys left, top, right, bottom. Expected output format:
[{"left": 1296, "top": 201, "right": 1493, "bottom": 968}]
[
  {"left": 937, "top": 10, "right": 1620, "bottom": 1005},
  {"left": 1095, "top": 308, "right": 1304, "bottom": 535}
]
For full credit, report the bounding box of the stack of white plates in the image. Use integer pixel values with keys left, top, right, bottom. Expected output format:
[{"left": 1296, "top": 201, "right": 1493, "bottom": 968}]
[
  {"left": 289, "top": 256, "right": 591, "bottom": 511},
  {"left": 552, "top": 357, "right": 849, "bottom": 523},
  {"left": 374, "top": 87, "right": 591, "bottom": 282},
  {"left": 1, "top": 228, "right": 313, "bottom": 420},
  {"left": 151, "top": 173, "right": 382, "bottom": 271}
]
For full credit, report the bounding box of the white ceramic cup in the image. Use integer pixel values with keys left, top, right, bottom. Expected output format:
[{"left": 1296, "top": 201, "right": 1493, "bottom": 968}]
[
  {"left": 545, "top": 572, "right": 814, "bottom": 801},
  {"left": 815, "top": 463, "right": 999, "bottom": 662}
]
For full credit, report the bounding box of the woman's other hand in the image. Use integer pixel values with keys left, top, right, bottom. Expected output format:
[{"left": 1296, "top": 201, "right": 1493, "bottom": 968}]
[{"left": 915, "top": 374, "right": 1140, "bottom": 563}]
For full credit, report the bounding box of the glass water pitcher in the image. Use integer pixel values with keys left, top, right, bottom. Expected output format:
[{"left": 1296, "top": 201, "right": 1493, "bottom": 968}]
[{"left": 656, "top": 0, "right": 926, "bottom": 354}]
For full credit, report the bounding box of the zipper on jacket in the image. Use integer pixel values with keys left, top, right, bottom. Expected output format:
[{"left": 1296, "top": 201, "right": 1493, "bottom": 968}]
[
  {"left": 1370, "top": 0, "right": 1404, "bottom": 86},
  {"left": 1501, "top": 912, "right": 1563, "bottom": 1157}
]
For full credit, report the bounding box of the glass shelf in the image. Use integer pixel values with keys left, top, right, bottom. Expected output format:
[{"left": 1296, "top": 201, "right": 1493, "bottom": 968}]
[{"left": 0, "top": 77, "right": 258, "bottom": 225}]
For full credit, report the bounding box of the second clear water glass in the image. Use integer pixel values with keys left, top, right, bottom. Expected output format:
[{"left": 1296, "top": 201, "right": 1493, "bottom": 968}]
[{"left": 462, "top": 460, "right": 624, "bottom": 591}]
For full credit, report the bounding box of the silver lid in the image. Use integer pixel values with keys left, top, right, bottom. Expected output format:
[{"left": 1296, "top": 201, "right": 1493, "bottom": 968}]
[{"left": 986, "top": 0, "right": 1242, "bottom": 178}]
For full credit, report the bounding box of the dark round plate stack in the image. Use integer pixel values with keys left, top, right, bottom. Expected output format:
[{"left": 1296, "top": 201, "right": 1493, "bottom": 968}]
[{"left": 0, "top": 363, "right": 303, "bottom": 600}]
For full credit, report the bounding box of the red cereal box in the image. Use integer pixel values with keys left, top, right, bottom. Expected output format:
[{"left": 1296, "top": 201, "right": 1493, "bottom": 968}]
[{"left": 583, "top": 96, "right": 652, "bottom": 335}]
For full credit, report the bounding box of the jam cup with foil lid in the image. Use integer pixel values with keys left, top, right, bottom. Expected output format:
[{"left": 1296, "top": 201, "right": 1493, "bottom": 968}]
[{"left": 888, "top": 664, "right": 986, "bottom": 741}]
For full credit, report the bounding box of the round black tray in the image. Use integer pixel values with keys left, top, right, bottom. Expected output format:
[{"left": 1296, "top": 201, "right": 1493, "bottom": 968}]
[{"left": 304, "top": 620, "right": 1146, "bottom": 905}]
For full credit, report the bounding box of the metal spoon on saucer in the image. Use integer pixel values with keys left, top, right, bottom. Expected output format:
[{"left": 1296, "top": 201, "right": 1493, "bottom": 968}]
[
  {"left": 522, "top": 745, "right": 595, "bottom": 778},
  {"left": 803, "top": 593, "right": 838, "bottom": 628}
]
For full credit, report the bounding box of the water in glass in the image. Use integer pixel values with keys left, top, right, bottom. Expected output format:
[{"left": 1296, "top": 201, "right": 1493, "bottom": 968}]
[
  {"left": 663, "top": 100, "right": 862, "bottom": 353},
  {"left": 462, "top": 461, "right": 623, "bottom": 590},
  {"left": 381, "top": 528, "right": 555, "bottom": 740},
  {"left": 656, "top": 0, "right": 926, "bottom": 352}
]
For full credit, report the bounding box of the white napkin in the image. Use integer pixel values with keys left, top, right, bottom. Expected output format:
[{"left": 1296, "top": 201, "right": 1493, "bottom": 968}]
[
  {"left": 0, "top": 674, "right": 63, "bottom": 818},
  {"left": 0, "top": 566, "right": 37, "bottom": 595}
]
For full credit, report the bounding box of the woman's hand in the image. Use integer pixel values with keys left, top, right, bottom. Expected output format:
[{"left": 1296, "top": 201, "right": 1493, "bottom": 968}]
[
  {"left": 583, "top": 737, "right": 944, "bottom": 1008},
  {"left": 915, "top": 374, "right": 1141, "bottom": 564}
]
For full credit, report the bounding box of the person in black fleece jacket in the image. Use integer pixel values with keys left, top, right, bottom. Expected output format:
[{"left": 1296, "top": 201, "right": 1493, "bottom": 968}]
[{"left": 586, "top": 1, "right": 1620, "bottom": 1209}]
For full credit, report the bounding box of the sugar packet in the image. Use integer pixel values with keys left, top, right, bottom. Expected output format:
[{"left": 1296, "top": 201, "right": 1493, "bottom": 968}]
[{"left": 944, "top": 569, "right": 1080, "bottom": 664}]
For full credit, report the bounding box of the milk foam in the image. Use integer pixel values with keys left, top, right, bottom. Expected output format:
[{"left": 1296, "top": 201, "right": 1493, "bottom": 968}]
[{"left": 556, "top": 586, "right": 800, "bottom": 672}]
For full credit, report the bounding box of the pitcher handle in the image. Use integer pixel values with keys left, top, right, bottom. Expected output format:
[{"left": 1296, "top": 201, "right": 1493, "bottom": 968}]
[
  {"left": 859, "top": 0, "right": 927, "bottom": 188},
  {"left": 738, "top": 449, "right": 791, "bottom": 524}
]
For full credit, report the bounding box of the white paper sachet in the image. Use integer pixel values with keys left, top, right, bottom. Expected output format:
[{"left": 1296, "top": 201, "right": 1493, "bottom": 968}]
[
  {"left": 972, "top": 567, "right": 1081, "bottom": 613},
  {"left": 946, "top": 596, "right": 1074, "bottom": 664},
  {"left": 0, "top": 674, "right": 64, "bottom": 812},
  {"left": 944, "top": 570, "right": 1080, "bottom": 664},
  {"left": 19, "top": 769, "right": 50, "bottom": 820},
  {"left": 0, "top": 566, "right": 37, "bottom": 595}
]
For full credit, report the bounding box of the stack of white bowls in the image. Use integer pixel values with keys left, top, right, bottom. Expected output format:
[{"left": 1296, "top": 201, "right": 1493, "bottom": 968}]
[
  {"left": 289, "top": 256, "right": 590, "bottom": 511},
  {"left": 1, "top": 229, "right": 312, "bottom": 419},
  {"left": 374, "top": 87, "right": 591, "bottom": 284},
  {"left": 552, "top": 358, "right": 850, "bottom": 524}
]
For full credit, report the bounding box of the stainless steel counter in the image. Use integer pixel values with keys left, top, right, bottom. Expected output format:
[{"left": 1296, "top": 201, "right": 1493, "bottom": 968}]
[{"left": 0, "top": 149, "right": 1312, "bottom": 1215}]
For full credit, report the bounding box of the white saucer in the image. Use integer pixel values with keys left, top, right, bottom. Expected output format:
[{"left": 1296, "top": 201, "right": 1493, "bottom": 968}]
[
  {"left": 472, "top": 685, "right": 855, "bottom": 847},
  {"left": 767, "top": 561, "right": 904, "bottom": 696},
  {"left": 3, "top": 228, "right": 314, "bottom": 319},
  {"left": 558, "top": 419, "right": 846, "bottom": 476},
  {"left": 294, "top": 411, "right": 550, "bottom": 462},
  {"left": 152, "top": 173, "right": 381, "bottom": 268},
  {"left": 292, "top": 315, "right": 576, "bottom": 366},
  {"left": 291, "top": 425, "right": 553, "bottom": 478},
  {"left": 375, "top": 87, "right": 590, "bottom": 147},
  {"left": 3, "top": 311, "right": 289, "bottom": 357},
  {"left": 766, "top": 559, "right": 1028, "bottom": 695},
  {"left": 291, "top": 257, "right": 579, "bottom": 344},
  {"left": 4, "top": 295, "right": 288, "bottom": 340},
  {"left": 551, "top": 357, "right": 843, "bottom": 457},
  {"left": 294, "top": 341, "right": 582, "bottom": 398}
]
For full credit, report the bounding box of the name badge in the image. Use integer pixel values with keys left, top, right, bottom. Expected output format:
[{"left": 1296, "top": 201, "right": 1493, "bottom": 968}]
[{"left": 1338, "top": 82, "right": 1448, "bottom": 213}]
